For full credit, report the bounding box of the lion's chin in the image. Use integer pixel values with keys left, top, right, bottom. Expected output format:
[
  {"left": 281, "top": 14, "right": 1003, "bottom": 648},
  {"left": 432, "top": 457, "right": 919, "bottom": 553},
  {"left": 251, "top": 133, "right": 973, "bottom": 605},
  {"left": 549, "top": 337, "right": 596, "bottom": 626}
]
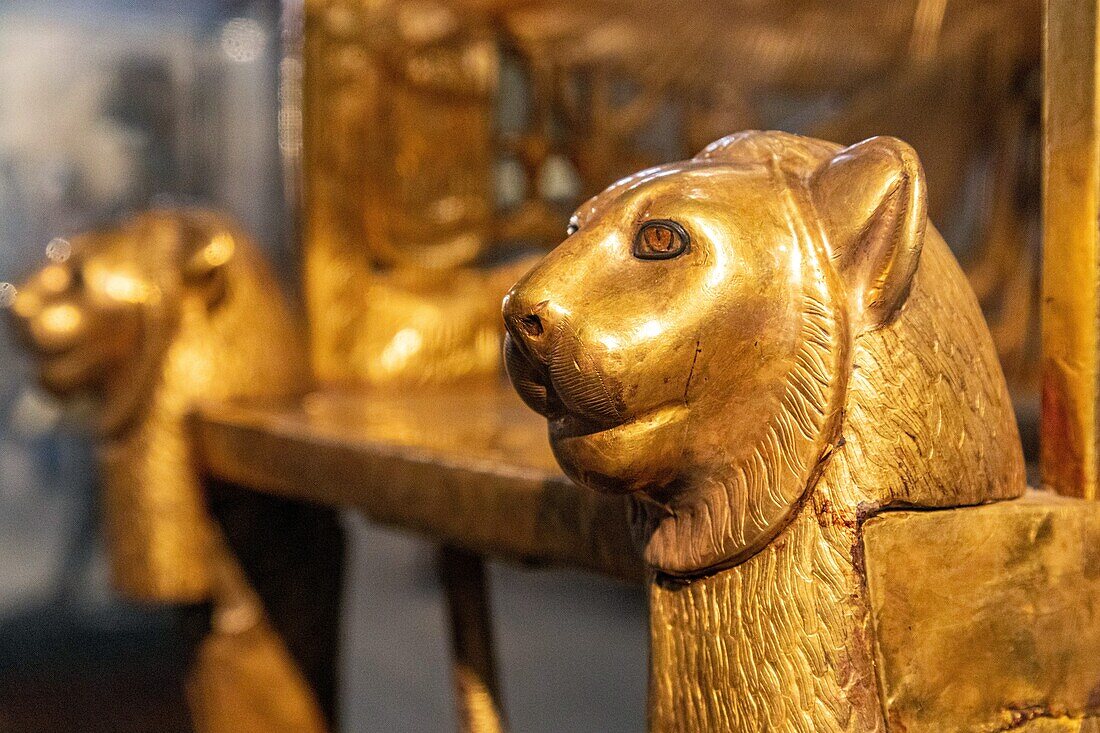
[{"left": 549, "top": 402, "right": 690, "bottom": 494}]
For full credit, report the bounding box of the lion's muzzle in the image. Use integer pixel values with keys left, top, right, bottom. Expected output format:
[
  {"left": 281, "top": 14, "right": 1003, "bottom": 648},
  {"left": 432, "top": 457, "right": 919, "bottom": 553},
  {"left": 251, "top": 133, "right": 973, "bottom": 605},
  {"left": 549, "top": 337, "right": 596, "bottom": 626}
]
[{"left": 503, "top": 291, "right": 625, "bottom": 429}]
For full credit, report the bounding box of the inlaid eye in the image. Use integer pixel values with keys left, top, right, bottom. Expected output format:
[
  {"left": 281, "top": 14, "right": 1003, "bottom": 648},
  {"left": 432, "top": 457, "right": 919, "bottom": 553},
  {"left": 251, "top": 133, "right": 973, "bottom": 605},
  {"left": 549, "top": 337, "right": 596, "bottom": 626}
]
[
  {"left": 566, "top": 216, "right": 580, "bottom": 236},
  {"left": 633, "top": 220, "right": 689, "bottom": 260}
]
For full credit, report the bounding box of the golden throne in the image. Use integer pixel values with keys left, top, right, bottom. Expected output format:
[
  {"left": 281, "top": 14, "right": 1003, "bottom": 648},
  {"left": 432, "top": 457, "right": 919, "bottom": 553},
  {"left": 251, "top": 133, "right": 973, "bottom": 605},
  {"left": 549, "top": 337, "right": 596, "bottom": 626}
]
[{"left": 9, "top": 0, "right": 1100, "bottom": 731}]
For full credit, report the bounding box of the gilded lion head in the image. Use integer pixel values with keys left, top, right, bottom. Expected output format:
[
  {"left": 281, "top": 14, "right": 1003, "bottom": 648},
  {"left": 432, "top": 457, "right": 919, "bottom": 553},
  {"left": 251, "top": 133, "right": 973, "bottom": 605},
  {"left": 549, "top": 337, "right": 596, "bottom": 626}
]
[
  {"left": 504, "top": 131, "right": 1025, "bottom": 575},
  {"left": 7, "top": 209, "right": 307, "bottom": 437}
]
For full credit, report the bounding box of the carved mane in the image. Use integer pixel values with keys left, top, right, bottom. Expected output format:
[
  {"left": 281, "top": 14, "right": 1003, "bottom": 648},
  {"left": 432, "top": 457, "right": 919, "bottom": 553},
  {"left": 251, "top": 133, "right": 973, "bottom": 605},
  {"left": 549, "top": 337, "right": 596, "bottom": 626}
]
[
  {"left": 628, "top": 176, "right": 848, "bottom": 573},
  {"left": 633, "top": 132, "right": 1025, "bottom": 577},
  {"left": 700, "top": 131, "right": 1025, "bottom": 516}
]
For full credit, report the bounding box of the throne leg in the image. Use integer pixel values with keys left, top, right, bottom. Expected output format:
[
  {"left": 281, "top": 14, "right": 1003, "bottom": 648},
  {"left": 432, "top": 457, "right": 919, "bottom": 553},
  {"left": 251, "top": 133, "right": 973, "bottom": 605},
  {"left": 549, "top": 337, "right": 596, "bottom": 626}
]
[{"left": 439, "top": 546, "right": 507, "bottom": 733}]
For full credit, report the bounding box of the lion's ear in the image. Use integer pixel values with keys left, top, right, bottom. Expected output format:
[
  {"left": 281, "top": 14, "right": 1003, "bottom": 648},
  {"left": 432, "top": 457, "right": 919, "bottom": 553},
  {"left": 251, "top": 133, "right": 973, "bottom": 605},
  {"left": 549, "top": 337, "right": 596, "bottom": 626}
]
[{"left": 811, "top": 136, "right": 926, "bottom": 331}]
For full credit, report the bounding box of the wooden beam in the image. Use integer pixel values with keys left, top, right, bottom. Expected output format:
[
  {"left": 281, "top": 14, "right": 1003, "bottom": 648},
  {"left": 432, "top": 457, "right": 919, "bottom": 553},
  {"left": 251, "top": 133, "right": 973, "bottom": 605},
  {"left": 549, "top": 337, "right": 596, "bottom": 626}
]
[{"left": 1042, "top": 0, "right": 1100, "bottom": 498}]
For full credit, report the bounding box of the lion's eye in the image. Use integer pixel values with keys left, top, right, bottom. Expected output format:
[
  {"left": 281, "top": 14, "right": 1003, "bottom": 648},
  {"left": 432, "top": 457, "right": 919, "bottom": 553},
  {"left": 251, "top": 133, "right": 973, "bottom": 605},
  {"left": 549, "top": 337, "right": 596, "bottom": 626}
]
[
  {"left": 566, "top": 216, "right": 580, "bottom": 236},
  {"left": 633, "top": 220, "right": 689, "bottom": 260}
]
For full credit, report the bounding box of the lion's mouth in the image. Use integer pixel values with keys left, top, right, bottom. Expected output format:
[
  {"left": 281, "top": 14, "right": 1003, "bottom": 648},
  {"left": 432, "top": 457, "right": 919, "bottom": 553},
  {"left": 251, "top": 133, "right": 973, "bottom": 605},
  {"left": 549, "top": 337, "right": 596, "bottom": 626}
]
[
  {"left": 504, "top": 332, "right": 567, "bottom": 419},
  {"left": 503, "top": 332, "right": 625, "bottom": 433}
]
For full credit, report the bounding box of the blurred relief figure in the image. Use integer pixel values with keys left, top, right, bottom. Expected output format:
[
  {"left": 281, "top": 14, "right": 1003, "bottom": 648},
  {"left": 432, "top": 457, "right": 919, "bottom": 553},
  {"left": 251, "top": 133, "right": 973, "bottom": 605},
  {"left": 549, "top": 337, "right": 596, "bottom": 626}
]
[{"left": 0, "top": 1, "right": 289, "bottom": 730}]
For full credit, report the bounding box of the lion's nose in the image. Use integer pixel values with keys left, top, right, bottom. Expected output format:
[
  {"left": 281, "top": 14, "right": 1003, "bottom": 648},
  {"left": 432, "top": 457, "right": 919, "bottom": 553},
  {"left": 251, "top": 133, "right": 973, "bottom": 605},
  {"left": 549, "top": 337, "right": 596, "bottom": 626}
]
[
  {"left": 503, "top": 293, "right": 556, "bottom": 364},
  {"left": 516, "top": 309, "right": 545, "bottom": 339}
]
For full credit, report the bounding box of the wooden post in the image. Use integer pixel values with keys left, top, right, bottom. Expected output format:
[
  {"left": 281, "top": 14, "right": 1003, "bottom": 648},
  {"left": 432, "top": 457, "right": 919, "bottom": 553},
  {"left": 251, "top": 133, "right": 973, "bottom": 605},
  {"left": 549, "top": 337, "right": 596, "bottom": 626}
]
[
  {"left": 438, "top": 547, "right": 506, "bottom": 733},
  {"left": 1043, "top": 0, "right": 1100, "bottom": 498}
]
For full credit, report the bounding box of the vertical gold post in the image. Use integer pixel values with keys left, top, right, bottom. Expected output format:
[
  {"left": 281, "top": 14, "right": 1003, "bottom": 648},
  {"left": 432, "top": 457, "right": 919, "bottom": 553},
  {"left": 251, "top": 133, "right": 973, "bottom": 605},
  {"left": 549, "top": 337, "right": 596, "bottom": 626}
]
[
  {"left": 438, "top": 547, "right": 507, "bottom": 733},
  {"left": 1042, "top": 0, "right": 1100, "bottom": 498}
]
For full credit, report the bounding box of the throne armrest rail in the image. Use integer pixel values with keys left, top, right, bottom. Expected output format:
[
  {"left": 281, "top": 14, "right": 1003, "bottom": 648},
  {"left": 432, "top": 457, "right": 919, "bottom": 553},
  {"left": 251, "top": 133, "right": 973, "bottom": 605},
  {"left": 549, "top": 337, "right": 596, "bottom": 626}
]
[{"left": 191, "top": 383, "right": 644, "bottom": 582}]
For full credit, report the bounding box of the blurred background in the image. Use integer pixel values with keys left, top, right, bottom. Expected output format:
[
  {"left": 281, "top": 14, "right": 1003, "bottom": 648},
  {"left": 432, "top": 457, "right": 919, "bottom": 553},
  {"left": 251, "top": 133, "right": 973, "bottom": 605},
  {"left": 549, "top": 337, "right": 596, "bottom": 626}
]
[
  {"left": 0, "top": 2, "right": 646, "bottom": 730},
  {"left": 0, "top": 1, "right": 291, "bottom": 730},
  {"left": 0, "top": 0, "right": 1041, "bottom": 731}
]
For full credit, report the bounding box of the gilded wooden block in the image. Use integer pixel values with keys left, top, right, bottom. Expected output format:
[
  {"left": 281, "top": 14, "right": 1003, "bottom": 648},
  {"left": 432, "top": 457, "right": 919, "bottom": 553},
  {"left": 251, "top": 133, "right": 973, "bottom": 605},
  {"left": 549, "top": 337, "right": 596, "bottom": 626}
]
[{"left": 864, "top": 493, "right": 1100, "bottom": 732}]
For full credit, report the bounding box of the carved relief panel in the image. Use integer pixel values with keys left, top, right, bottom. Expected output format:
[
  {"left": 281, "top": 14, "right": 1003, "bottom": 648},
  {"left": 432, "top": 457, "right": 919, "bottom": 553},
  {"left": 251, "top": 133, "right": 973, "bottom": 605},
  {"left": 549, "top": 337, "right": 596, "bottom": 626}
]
[{"left": 302, "top": 0, "right": 1041, "bottom": 408}]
